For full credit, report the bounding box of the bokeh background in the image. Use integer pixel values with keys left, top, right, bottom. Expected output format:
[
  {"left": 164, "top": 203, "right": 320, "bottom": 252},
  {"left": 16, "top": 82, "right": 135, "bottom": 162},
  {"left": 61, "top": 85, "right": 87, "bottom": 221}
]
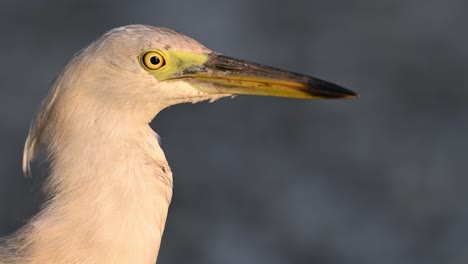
[{"left": 1, "top": 1, "right": 467, "bottom": 263}]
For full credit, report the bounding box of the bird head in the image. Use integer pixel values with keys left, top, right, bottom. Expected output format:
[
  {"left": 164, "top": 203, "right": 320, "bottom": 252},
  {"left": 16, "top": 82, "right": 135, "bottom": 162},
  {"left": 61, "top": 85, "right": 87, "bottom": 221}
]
[
  {"left": 22, "top": 25, "right": 358, "bottom": 174},
  {"left": 56, "top": 25, "right": 357, "bottom": 121}
]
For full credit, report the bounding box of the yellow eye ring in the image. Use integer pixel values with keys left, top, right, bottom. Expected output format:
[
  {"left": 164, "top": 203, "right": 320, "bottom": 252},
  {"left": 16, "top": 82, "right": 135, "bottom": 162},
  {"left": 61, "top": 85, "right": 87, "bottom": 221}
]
[{"left": 141, "top": 51, "right": 165, "bottom": 70}]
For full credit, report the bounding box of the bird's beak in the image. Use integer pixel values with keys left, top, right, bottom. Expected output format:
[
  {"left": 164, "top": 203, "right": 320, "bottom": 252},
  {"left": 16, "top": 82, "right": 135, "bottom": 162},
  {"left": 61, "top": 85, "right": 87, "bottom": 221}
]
[{"left": 174, "top": 53, "right": 358, "bottom": 99}]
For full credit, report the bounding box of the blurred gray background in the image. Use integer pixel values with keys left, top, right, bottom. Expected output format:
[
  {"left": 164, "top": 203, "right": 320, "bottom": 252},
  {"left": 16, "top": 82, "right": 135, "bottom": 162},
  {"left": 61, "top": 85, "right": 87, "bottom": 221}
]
[{"left": 1, "top": 1, "right": 467, "bottom": 263}]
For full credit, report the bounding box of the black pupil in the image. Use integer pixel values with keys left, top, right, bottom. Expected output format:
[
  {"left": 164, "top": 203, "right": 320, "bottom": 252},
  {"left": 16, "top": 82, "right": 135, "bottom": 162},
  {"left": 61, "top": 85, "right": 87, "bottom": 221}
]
[{"left": 150, "top": 56, "right": 160, "bottom": 65}]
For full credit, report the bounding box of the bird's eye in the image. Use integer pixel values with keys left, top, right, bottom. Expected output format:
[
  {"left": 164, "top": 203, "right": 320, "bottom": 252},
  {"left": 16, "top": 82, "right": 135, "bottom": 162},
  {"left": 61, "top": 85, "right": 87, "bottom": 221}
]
[{"left": 142, "top": 51, "right": 165, "bottom": 70}]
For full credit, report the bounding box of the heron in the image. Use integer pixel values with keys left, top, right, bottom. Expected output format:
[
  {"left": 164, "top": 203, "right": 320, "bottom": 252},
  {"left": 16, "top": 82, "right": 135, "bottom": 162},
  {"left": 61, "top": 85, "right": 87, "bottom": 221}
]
[{"left": 0, "top": 25, "right": 357, "bottom": 264}]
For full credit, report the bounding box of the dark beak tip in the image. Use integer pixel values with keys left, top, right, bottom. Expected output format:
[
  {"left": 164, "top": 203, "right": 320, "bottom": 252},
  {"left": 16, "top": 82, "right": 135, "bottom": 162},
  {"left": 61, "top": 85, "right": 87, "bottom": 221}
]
[
  {"left": 306, "top": 77, "right": 358, "bottom": 99},
  {"left": 343, "top": 90, "right": 359, "bottom": 99},
  {"left": 315, "top": 86, "right": 359, "bottom": 99}
]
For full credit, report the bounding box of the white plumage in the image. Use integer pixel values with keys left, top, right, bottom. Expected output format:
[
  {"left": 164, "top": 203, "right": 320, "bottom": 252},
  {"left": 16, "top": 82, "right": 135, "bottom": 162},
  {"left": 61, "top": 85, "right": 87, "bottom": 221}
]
[{"left": 0, "top": 25, "right": 356, "bottom": 264}]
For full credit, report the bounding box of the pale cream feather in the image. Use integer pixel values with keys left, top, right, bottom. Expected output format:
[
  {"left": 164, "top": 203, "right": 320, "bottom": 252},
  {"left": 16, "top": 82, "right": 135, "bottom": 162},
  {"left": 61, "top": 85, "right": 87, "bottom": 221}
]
[{"left": 1, "top": 25, "right": 228, "bottom": 264}]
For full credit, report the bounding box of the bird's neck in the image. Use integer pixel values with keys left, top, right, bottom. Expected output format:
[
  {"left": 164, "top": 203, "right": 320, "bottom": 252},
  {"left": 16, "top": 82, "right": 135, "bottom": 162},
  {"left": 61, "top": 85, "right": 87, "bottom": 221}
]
[{"left": 14, "top": 113, "right": 173, "bottom": 264}]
